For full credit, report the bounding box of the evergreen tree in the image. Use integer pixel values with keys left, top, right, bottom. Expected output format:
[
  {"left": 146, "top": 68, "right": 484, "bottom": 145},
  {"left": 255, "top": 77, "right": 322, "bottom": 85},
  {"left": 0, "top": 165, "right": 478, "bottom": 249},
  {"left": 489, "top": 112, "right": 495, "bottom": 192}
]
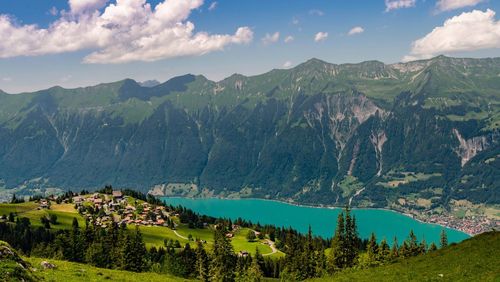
[
  {"left": 304, "top": 226, "right": 316, "bottom": 278},
  {"left": 247, "top": 252, "right": 263, "bottom": 282},
  {"left": 390, "top": 237, "right": 399, "bottom": 259},
  {"left": 407, "top": 230, "right": 419, "bottom": 256},
  {"left": 70, "top": 217, "right": 84, "bottom": 262},
  {"left": 209, "top": 226, "right": 236, "bottom": 281},
  {"left": 343, "top": 207, "right": 359, "bottom": 267},
  {"left": 378, "top": 238, "right": 390, "bottom": 262},
  {"left": 366, "top": 233, "right": 378, "bottom": 264},
  {"left": 419, "top": 238, "right": 427, "bottom": 255},
  {"left": 440, "top": 229, "right": 448, "bottom": 249},
  {"left": 195, "top": 241, "right": 210, "bottom": 282},
  {"left": 429, "top": 242, "right": 438, "bottom": 252},
  {"left": 122, "top": 227, "right": 146, "bottom": 272},
  {"left": 328, "top": 212, "right": 345, "bottom": 272},
  {"left": 246, "top": 230, "right": 256, "bottom": 242}
]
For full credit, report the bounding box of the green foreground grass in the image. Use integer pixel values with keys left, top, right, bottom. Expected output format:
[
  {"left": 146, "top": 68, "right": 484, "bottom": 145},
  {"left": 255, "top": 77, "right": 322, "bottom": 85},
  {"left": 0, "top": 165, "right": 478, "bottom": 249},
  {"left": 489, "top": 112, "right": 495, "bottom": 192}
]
[
  {"left": 24, "top": 257, "right": 189, "bottom": 282},
  {"left": 311, "top": 231, "right": 500, "bottom": 282}
]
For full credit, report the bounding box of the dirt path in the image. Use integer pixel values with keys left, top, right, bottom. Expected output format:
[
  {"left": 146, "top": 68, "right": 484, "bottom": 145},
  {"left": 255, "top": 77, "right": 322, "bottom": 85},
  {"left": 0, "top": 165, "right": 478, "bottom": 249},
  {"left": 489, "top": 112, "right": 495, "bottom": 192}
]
[
  {"left": 173, "top": 230, "right": 188, "bottom": 240},
  {"left": 262, "top": 239, "right": 279, "bottom": 256}
]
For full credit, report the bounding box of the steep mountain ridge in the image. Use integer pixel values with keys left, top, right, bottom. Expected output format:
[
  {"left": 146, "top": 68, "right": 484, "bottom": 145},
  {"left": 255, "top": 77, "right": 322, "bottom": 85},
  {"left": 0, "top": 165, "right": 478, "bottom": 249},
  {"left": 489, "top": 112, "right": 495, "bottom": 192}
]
[{"left": 0, "top": 56, "right": 498, "bottom": 213}]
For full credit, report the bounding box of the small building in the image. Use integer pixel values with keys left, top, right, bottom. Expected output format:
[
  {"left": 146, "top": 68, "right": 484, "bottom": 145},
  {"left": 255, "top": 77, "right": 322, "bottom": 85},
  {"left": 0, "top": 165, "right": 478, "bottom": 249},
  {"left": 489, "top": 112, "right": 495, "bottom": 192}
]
[
  {"left": 238, "top": 251, "right": 249, "bottom": 257},
  {"left": 112, "top": 190, "right": 123, "bottom": 199}
]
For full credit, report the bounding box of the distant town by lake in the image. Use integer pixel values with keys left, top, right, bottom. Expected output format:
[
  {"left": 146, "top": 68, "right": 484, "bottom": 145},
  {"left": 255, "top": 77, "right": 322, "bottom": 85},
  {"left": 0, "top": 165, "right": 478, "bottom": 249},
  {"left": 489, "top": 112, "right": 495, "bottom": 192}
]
[{"left": 162, "top": 197, "right": 470, "bottom": 245}]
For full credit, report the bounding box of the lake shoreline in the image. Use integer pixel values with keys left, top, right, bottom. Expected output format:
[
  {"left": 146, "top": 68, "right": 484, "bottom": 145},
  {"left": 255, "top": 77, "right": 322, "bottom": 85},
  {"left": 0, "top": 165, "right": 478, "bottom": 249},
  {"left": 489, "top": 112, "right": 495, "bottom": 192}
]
[{"left": 159, "top": 195, "right": 472, "bottom": 237}]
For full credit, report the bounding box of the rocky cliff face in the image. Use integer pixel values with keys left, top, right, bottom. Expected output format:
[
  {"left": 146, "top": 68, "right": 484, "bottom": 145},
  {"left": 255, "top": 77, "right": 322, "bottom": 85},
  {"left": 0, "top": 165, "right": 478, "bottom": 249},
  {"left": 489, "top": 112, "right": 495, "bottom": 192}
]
[{"left": 0, "top": 56, "right": 499, "bottom": 208}]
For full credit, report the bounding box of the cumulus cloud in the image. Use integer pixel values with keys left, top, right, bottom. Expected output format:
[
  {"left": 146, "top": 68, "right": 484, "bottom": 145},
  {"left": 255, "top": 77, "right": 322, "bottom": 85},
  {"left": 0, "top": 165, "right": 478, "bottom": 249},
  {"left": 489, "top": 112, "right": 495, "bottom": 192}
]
[
  {"left": 262, "top": 32, "right": 280, "bottom": 45},
  {"left": 314, "top": 32, "right": 328, "bottom": 42},
  {"left": 208, "top": 1, "right": 217, "bottom": 11},
  {"left": 69, "top": 0, "right": 109, "bottom": 14},
  {"left": 0, "top": 0, "right": 253, "bottom": 64},
  {"left": 348, "top": 26, "right": 364, "bottom": 36},
  {"left": 284, "top": 35, "right": 294, "bottom": 43},
  {"left": 403, "top": 9, "right": 500, "bottom": 61},
  {"left": 436, "top": 0, "right": 484, "bottom": 12},
  {"left": 385, "top": 0, "right": 416, "bottom": 12},
  {"left": 283, "top": 61, "right": 293, "bottom": 68}
]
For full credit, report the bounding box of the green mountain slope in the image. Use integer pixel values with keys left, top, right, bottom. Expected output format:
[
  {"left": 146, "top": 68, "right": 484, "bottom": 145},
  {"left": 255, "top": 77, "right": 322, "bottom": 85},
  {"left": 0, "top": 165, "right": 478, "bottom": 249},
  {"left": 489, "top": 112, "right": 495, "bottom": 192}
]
[
  {"left": 312, "top": 231, "right": 500, "bottom": 282},
  {"left": 0, "top": 56, "right": 498, "bottom": 217}
]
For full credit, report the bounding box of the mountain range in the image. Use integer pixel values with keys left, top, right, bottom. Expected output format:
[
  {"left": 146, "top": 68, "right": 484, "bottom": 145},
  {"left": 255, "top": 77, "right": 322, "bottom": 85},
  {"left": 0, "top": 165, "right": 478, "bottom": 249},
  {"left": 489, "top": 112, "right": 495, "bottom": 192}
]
[{"left": 0, "top": 55, "right": 498, "bottom": 211}]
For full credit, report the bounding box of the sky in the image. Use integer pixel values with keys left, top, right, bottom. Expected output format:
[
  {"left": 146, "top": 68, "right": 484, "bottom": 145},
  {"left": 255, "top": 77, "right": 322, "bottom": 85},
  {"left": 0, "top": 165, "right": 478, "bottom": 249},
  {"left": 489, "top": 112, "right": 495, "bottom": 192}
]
[{"left": 0, "top": 0, "right": 500, "bottom": 93}]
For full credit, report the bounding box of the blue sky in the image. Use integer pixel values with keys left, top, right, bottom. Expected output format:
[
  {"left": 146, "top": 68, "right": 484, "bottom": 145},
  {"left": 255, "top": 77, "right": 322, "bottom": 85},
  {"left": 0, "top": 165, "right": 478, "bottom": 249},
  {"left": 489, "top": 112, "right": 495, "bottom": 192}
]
[{"left": 0, "top": 0, "right": 499, "bottom": 93}]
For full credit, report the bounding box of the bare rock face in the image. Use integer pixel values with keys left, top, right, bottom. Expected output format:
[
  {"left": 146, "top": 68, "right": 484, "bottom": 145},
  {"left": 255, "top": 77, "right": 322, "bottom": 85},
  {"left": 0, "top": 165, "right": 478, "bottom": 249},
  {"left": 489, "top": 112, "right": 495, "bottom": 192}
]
[{"left": 453, "top": 129, "right": 491, "bottom": 166}]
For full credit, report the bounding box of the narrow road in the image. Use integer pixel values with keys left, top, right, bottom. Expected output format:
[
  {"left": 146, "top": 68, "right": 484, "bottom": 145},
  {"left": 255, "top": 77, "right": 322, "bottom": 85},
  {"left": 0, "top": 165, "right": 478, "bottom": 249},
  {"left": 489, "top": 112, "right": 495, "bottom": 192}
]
[
  {"left": 262, "top": 239, "right": 279, "bottom": 256},
  {"left": 173, "top": 230, "right": 188, "bottom": 240},
  {"left": 349, "top": 187, "right": 365, "bottom": 206}
]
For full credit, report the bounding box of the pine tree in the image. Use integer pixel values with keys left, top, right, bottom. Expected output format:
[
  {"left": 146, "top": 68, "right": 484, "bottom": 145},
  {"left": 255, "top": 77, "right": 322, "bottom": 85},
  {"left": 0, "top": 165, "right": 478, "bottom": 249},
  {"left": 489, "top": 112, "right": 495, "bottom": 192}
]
[
  {"left": 328, "top": 212, "right": 345, "bottom": 272},
  {"left": 305, "top": 225, "right": 316, "bottom": 278},
  {"left": 195, "top": 241, "right": 210, "bottom": 282},
  {"left": 209, "top": 226, "right": 236, "bottom": 281},
  {"left": 70, "top": 217, "right": 84, "bottom": 262},
  {"left": 366, "top": 233, "right": 378, "bottom": 264},
  {"left": 407, "top": 230, "right": 419, "bottom": 256},
  {"left": 247, "top": 251, "right": 263, "bottom": 282},
  {"left": 429, "top": 242, "right": 438, "bottom": 252},
  {"left": 419, "top": 238, "right": 427, "bottom": 255},
  {"left": 390, "top": 236, "right": 399, "bottom": 259},
  {"left": 440, "top": 229, "right": 448, "bottom": 249},
  {"left": 378, "top": 238, "right": 390, "bottom": 262},
  {"left": 344, "top": 207, "right": 359, "bottom": 267},
  {"left": 122, "top": 227, "right": 146, "bottom": 272},
  {"left": 399, "top": 241, "right": 409, "bottom": 258}
]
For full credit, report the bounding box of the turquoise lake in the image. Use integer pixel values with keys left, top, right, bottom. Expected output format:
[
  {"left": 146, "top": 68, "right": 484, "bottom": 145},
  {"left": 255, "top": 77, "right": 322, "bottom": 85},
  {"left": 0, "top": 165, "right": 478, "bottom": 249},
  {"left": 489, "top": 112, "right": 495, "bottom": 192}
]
[{"left": 162, "top": 197, "right": 470, "bottom": 245}]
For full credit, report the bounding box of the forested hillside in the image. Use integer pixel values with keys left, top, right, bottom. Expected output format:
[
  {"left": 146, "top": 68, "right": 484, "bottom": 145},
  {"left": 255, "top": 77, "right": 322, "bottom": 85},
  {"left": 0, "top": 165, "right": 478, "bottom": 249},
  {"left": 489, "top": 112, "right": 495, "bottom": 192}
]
[{"left": 0, "top": 56, "right": 498, "bottom": 211}]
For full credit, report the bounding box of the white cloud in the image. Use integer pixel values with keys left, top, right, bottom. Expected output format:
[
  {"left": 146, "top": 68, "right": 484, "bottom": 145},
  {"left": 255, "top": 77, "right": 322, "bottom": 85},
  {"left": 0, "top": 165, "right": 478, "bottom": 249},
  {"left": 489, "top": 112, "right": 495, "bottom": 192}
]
[
  {"left": 48, "top": 7, "right": 59, "bottom": 16},
  {"left": 436, "top": 0, "right": 484, "bottom": 12},
  {"left": 292, "top": 17, "right": 299, "bottom": 25},
  {"left": 385, "top": 0, "right": 416, "bottom": 12},
  {"left": 0, "top": 0, "right": 253, "bottom": 64},
  {"left": 2, "top": 77, "right": 12, "bottom": 82},
  {"left": 284, "top": 35, "right": 294, "bottom": 43},
  {"left": 208, "top": 1, "right": 217, "bottom": 11},
  {"left": 314, "top": 31, "right": 328, "bottom": 42},
  {"left": 262, "top": 32, "right": 280, "bottom": 45},
  {"left": 309, "top": 9, "right": 324, "bottom": 16},
  {"left": 403, "top": 9, "right": 500, "bottom": 61},
  {"left": 348, "top": 26, "right": 364, "bottom": 36},
  {"left": 283, "top": 61, "right": 293, "bottom": 68},
  {"left": 69, "top": 0, "right": 109, "bottom": 14}
]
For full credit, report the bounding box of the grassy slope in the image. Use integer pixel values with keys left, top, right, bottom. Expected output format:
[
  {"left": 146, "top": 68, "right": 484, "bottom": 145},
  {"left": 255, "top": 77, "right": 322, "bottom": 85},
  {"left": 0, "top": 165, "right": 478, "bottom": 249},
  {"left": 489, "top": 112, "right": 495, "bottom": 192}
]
[
  {"left": 25, "top": 257, "right": 190, "bottom": 282},
  {"left": 311, "top": 231, "right": 500, "bottom": 282}
]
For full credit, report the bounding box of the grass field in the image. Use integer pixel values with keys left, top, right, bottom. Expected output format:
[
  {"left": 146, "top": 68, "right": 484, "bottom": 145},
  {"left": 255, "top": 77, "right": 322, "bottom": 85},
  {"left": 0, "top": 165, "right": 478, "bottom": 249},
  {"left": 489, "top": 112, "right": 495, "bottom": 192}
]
[
  {"left": 310, "top": 231, "right": 500, "bottom": 282},
  {"left": 25, "top": 257, "right": 190, "bottom": 282},
  {"left": 0, "top": 202, "right": 86, "bottom": 230}
]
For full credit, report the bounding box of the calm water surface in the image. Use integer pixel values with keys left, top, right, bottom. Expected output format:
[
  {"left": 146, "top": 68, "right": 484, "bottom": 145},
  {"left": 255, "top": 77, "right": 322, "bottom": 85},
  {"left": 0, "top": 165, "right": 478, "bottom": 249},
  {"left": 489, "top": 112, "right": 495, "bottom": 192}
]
[{"left": 162, "top": 197, "right": 470, "bottom": 245}]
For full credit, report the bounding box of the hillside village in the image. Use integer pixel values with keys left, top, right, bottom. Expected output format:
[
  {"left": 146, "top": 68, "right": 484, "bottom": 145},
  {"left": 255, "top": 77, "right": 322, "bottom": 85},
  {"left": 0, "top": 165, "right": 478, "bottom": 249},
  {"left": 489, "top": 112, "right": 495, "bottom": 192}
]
[{"left": 36, "top": 191, "right": 175, "bottom": 229}]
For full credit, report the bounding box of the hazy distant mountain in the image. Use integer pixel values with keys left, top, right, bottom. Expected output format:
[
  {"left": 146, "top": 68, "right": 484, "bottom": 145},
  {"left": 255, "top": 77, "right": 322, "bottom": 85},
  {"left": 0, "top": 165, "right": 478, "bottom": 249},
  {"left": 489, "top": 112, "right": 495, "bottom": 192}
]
[
  {"left": 0, "top": 56, "right": 498, "bottom": 209},
  {"left": 139, "top": 80, "right": 161, "bottom": 87}
]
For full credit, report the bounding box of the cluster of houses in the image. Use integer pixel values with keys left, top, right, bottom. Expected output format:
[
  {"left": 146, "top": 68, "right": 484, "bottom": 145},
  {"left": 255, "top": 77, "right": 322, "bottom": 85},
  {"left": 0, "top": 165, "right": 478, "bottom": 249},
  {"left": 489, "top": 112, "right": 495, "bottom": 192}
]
[{"left": 72, "top": 191, "right": 172, "bottom": 228}]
